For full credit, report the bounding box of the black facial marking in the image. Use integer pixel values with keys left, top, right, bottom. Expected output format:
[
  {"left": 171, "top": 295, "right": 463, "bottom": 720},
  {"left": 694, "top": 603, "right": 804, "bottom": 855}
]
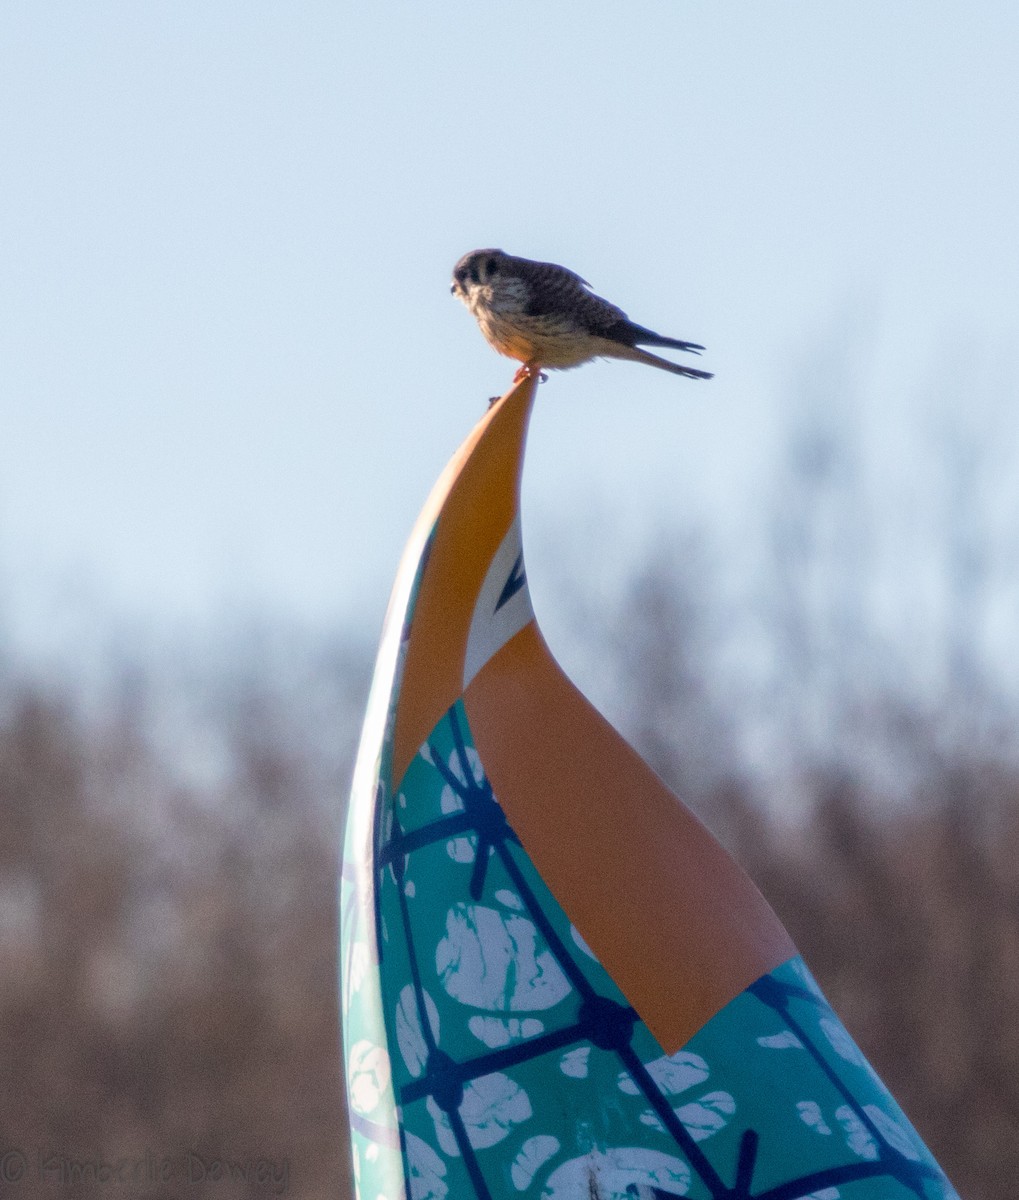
[
  {"left": 486, "top": 256, "right": 499, "bottom": 275},
  {"left": 469, "top": 261, "right": 480, "bottom": 284}
]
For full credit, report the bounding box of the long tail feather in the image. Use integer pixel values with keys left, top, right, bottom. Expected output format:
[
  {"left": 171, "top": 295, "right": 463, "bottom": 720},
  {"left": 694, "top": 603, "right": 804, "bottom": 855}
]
[
  {"left": 603, "top": 319, "right": 705, "bottom": 355},
  {"left": 609, "top": 342, "right": 714, "bottom": 379},
  {"left": 637, "top": 331, "right": 706, "bottom": 355}
]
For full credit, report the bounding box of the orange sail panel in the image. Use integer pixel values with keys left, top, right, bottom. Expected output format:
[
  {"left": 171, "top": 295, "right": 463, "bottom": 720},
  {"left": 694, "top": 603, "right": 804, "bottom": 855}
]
[{"left": 389, "top": 375, "right": 792, "bottom": 1052}]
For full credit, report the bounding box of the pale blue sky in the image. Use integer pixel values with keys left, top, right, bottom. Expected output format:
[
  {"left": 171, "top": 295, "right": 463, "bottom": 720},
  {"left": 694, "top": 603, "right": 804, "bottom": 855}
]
[{"left": 2, "top": 2, "right": 1017, "bottom": 665}]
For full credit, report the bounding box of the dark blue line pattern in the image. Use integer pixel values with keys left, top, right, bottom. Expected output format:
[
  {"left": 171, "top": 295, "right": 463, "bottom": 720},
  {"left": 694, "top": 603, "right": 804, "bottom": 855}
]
[
  {"left": 494, "top": 551, "right": 527, "bottom": 612},
  {"left": 370, "top": 701, "right": 953, "bottom": 1200}
]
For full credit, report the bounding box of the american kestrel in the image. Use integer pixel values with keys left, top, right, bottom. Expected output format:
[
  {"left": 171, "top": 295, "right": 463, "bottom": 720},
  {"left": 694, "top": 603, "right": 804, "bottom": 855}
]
[{"left": 451, "top": 249, "right": 713, "bottom": 383}]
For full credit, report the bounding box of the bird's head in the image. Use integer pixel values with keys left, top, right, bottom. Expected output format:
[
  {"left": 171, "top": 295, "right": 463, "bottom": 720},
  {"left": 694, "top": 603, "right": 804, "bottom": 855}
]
[{"left": 450, "top": 248, "right": 508, "bottom": 303}]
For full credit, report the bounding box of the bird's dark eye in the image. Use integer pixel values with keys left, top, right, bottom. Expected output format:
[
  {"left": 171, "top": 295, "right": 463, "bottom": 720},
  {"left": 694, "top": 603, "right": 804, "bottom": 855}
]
[{"left": 486, "top": 257, "right": 499, "bottom": 275}]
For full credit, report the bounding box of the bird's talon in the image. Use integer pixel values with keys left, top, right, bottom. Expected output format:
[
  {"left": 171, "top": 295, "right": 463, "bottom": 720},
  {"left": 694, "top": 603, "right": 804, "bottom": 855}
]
[{"left": 512, "top": 362, "right": 547, "bottom": 384}]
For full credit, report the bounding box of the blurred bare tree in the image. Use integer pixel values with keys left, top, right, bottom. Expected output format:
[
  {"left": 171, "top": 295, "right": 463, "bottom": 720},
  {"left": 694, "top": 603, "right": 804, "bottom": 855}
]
[{"left": 0, "top": 630, "right": 370, "bottom": 1199}]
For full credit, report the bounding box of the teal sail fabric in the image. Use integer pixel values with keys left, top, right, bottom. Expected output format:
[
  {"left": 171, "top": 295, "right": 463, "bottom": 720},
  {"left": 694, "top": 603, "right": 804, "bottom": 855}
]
[{"left": 341, "top": 696, "right": 956, "bottom": 1200}]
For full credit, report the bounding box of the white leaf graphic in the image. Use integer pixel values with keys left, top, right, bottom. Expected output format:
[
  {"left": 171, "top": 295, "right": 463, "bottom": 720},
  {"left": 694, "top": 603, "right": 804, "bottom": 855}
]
[
  {"left": 560, "top": 1047, "right": 590, "bottom": 1079},
  {"left": 427, "top": 1074, "right": 533, "bottom": 1153},
  {"left": 864, "top": 1105, "right": 922, "bottom": 1161},
  {"left": 835, "top": 1104, "right": 878, "bottom": 1160},
  {"left": 511, "top": 1136, "right": 560, "bottom": 1191},
  {"left": 798, "top": 1100, "right": 833, "bottom": 1136},
  {"left": 347, "top": 1041, "right": 391, "bottom": 1115},
  {"left": 676, "top": 1090, "right": 735, "bottom": 1141},
  {"left": 395, "top": 985, "right": 440, "bottom": 1078},
  {"left": 436, "top": 904, "right": 570, "bottom": 1010},
  {"left": 406, "top": 1132, "right": 447, "bottom": 1200},
  {"left": 757, "top": 1030, "right": 804, "bottom": 1050},
  {"left": 820, "top": 1016, "right": 868, "bottom": 1067},
  {"left": 619, "top": 1050, "right": 709, "bottom": 1097},
  {"left": 461, "top": 1073, "right": 533, "bottom": 1149},
  {"left": 468, "top": 1015, "right": 544, "bottom": 1048}
]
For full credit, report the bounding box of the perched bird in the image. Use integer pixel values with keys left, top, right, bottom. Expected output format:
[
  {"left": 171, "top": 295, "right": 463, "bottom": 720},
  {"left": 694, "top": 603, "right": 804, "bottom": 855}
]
[{"left": 451, "top": 249, "right": 713, "bottom": 383}]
